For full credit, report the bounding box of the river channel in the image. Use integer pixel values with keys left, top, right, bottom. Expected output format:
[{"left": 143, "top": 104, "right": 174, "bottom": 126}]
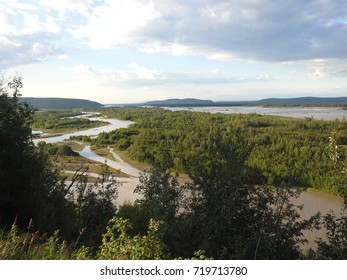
[
  {"left": 33, "top": 115, "right": 142, "bottom": 205},
  {"left": 33, "top": 117, "right": 134, "bottom": 145},
  {"left": 33, "top": 110, "right": 344, "bottom": 250}
]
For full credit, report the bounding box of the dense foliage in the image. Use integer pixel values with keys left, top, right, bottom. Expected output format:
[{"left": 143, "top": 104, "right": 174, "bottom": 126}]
[
  {"left": 0, "top": 76, "right": 118, "bottom": 251},
  {"left": 0, "top": 218, "right": 166, "bottom": 260},
  {"left": 91, "top": 107, "right": 346, "bottom": 259},
  {"left": 0, "top": 76, "right": 66, "bottom": 232},
  {"left": 121, "top": 134, "right": 320, "bottom": 259},
  {"left": 93, "top": 107, "right": 347, "bottom": 195}
]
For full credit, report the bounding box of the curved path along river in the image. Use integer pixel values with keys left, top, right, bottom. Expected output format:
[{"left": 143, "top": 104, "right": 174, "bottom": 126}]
[
  {"left": 79, "top": 145, "right": 143, "bottom": 178},
  {"left": 76, "top": 145, "right": 145, "bottom": 205}
]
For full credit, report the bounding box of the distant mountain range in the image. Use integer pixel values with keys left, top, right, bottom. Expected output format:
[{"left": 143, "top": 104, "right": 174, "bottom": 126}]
[
  {"left": 141, "top": 97, "right": 347, "bottom": 107},
  {"left": 19, "top": 96, "right": 347, "bottom": 109},
  {"left": 253, "top": 96, "right": 347, "bottom": 105},
  {"left": 20, "top": 97, "right": 103, "bottom": 109},
  {"left": 143, "top": 98, "right": 215, "bottom": 106}
]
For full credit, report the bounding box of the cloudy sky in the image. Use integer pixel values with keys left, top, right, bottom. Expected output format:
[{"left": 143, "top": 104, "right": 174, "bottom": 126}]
[{"left": 1, "top": 0, "right": 347, "bottom": 104}]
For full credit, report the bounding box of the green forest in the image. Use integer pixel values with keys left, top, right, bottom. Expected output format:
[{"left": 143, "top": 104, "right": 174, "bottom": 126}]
[
  {"left": 90, "top": 107, "right": 347, "bottom": 195},
  {"left": 1, "top": 75, "right": 346, "bottom": 260}
]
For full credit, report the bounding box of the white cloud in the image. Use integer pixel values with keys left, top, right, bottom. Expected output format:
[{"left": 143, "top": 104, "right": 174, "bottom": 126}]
[
  {"left": 128, "top": 63, "right": 166, "bottom": 81},
  {"left": 69, "top": 63, "right": 280, "bottom": 88},
  {"left": 0, "top": 4, "right": 17, "bottom": 35},
  {"left": 282, "top": 59, "right": 347, "bottom": 79},
  {"left": 2, "top": 0, "right": 347, "bottom": 80},
  {"left": 199, "top": 2, "right": 236, "bottom": 24},
  {"left": 70, "top": 63, "right": 166, "bottom": 84},
  {"left": 0, "top": 0, "right": 65, "bottom": 68},
  {"left": 20, "top": 13, "right": 61, "bottom": 34},
  {"left": 39, "top": 0, "right": 93, "bottom": 17},
  {"left": 0, "top": 36, "right": 20, "bottom": 48},
  {"left": 59, "top": 0, "right": 347, "bottom": 85},
  {"left": 70, "top": 0, "right": 161, "bottom": 48}
]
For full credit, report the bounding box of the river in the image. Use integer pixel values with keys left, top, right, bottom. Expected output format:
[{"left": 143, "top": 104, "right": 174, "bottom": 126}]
[
  {"left": 33, "top": 115, "right": 141, "bottom": 205},
  {"left": 165, "top": 106, "right": 347, "bottom": 120},
  {"left": 291, "top": 190, "right": 344, "bottom": 250},
  {"left": 33, "top": 110, "right": 344, "bottom": 250},
  {"left": 33, "top": 117, "right": 134, "bottom": 144}
]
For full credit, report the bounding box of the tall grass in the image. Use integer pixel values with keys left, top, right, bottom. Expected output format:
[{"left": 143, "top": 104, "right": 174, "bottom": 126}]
[
  {"left": 0, "top": 221, "right": 90, "bottom": 260},
  {"left": 0, "top": 218, "right": 168, "bottom": 260}
]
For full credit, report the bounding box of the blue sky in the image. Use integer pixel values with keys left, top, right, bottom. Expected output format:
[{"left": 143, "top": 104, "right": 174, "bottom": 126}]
[{"left": 1, "top": 0, "right": 347, "bottom": 104}]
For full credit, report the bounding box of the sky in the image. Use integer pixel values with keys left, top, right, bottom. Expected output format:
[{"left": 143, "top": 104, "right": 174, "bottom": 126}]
[{"left": 1, "top": 0, "right": 347, "bottom": 104}]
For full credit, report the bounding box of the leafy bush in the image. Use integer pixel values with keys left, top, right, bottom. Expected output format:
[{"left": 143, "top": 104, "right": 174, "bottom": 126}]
[{"left": 98, "top": 217, "right": 169, "bottom": 260}]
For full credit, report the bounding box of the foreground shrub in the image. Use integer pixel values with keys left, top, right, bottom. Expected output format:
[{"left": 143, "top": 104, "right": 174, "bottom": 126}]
[{"left": 0, "top": 222, "right": 90, "bottom": 260}]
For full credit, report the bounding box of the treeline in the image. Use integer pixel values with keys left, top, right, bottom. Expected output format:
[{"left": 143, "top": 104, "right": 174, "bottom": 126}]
[
  {"left": 36, "top": 142, "right": 78, "bottom": 156},
  {"left": 92, "top": 107, "right": 347, "bottom": 196}
]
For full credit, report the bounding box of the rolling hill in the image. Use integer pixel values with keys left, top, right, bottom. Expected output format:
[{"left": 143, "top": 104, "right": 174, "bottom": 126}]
[
  {"left": 138, "top": 97, "right": 347, "bottom": 107},
  {"left": 143, "top": 98, "right": 215, "bottom": 107},
  {"left": 20, "top": 97, "right": 103, "bottom": 109}
]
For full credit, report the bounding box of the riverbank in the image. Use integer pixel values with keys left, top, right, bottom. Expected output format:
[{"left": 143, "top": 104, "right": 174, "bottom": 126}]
[{"left": 79, "top": 145, "right": 143, "bottom": 178}]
